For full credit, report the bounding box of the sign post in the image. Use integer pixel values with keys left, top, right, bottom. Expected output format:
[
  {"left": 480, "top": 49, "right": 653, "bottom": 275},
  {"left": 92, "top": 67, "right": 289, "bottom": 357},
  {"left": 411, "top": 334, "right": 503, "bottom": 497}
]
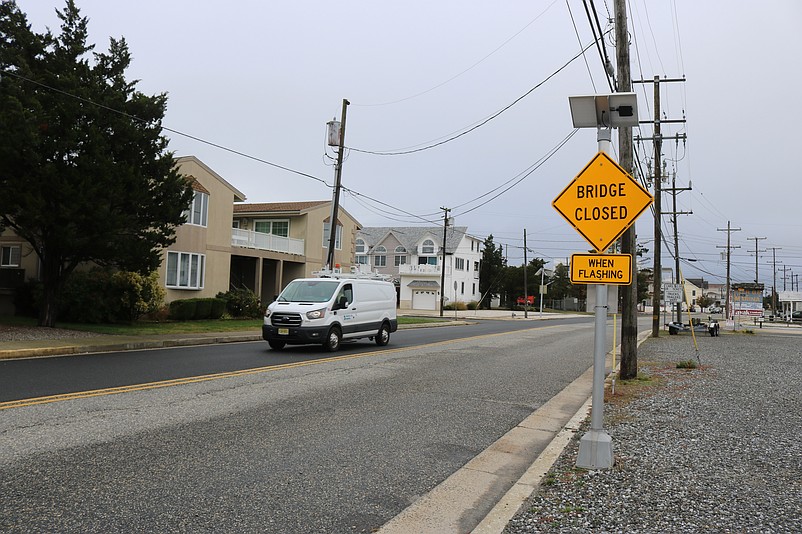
[{"left": 553, "top": 120, "right": 652, "bottom": 469}]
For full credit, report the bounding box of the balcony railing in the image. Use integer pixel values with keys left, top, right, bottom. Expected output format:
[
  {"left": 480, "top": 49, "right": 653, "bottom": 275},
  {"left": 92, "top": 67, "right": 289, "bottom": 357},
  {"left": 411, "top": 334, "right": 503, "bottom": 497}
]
[
  {"left": 398, "top": 264, "right": 450, "bottom": 276},
  {"left": 232, "top": 229, "right": 305, "bottom": 256}
]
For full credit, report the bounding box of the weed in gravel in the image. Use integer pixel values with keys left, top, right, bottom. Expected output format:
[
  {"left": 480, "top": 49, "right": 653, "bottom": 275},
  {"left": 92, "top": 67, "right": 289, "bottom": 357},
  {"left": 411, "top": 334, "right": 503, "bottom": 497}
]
[{"left": 676, "top": 359, "right": 698, "bottom": 369}]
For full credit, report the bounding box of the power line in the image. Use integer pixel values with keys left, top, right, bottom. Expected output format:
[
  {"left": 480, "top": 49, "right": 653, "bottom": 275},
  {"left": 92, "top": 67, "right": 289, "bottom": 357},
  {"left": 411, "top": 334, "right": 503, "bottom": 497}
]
[
  {"left": 353, "top": 0, "right": 560, "bottom": 107},
  {"left": 0, "top": 67, "right": 331, "bottom": 188},
  {"left": 346, "top": 40, "right": 597, "bottom": 156}
]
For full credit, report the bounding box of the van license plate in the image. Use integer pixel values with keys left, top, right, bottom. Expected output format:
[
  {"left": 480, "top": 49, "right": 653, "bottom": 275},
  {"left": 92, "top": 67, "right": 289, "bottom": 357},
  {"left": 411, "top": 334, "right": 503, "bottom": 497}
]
[{"left": 278, "top": 328, "right": 289, "bottom": 335}]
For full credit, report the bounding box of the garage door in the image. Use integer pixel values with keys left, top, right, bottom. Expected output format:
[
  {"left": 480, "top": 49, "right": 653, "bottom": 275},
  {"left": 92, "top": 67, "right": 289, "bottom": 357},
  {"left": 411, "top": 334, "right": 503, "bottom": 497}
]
[{"left": 412, "top": 290, "right": 437, "bottom": 311}]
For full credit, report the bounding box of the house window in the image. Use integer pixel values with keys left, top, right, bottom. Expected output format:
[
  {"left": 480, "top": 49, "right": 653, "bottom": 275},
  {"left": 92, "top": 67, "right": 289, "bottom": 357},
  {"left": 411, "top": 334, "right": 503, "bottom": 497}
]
[
  {"left": 356, "top": 255, "right": 369, "bottom": 265},
  {"left": 461, "top": 282, "right": 465, "bottom": 294},
  {"left": 473, "top": 283, "right": 476, "bottom": 295},
  {"left": 394, "top": 246, "right": 407, "bottom": 266},
  {"left": 474, "top": 261, "right": 480, "bottom": 272},
  {"left": 355, "top": 239, "right": 366, "bottom": 254},
  {"left": 421, "top": 239, "right": 435, "bottom": 254},
  {"left": 418, "top": 256, "right": 438, "bottom": 266},
  {"left": 1, "top": 245, "right": 21, "bottom": 267},
  {"left": 455, "top": 257, "right": 465, "bottom": 270},
  {"left": 374, "top": 246, "right": 387, "bottom": 267},
  {"left": 166, "top": 251, "right": 205, "bottom": 289},
  {"left": 255, "top": 219, "right": 289, "bottom": 237},
  {"left": 232, "top": 220, "right": 240, "bottom": 229},
  {"left": 185, "top": 191, "right": 208, "bottom": 227},
  {"left": 322, "top": 222, "right": 342, "bottom": 250}
]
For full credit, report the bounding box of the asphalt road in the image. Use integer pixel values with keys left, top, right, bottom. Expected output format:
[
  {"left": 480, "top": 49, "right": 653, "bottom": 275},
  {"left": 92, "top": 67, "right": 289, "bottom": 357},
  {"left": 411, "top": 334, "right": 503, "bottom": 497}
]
[
  {"left": 0, "top": 316, "right": 592, "bottom": 402},
  {"left": 1, "top": 317, "right": 599, "bottom": 533}
]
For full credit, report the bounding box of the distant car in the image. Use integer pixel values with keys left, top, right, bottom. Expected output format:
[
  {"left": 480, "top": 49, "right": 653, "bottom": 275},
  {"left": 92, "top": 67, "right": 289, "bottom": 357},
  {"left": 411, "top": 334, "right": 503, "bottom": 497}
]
[
  {"left": 708, "top": 306, "right": 722, "bottom": 314},
  {"left": 792, "top": 311, "right": 802, "bottom": 322}
]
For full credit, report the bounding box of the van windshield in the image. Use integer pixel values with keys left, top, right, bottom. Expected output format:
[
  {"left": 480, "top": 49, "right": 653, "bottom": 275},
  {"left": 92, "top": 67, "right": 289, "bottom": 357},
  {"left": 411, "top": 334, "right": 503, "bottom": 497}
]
[{"left": 278, "top": 280, "right": 341, "bottom": 303}]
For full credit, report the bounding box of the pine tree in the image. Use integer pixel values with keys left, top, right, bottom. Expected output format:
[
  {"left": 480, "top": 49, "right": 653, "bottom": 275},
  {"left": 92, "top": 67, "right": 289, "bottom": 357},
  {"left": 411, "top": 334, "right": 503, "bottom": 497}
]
[
  {"left": 478, "top": 235, "right": 505, "bottom": 309},
  {"left": 0, "top": 0, "right": 193, "bottom": 326}
]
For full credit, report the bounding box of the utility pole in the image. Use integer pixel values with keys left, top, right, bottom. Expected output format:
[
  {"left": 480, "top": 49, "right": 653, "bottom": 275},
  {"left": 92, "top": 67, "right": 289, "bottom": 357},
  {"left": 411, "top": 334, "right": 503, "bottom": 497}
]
[
  {"left": 664, "top": 169, "right": 692, "bottom": 324},
  {"left": 650, "top": 78, "right": 663, "bottom": 336},
  {"left": 633, "top": 76, "right": 686, "bottom": 337},
  {"left": 717, "top": 221, "right": 741, "bottom": 319},
  {"left": 325, "top": 99, "right": 349, "bottom": 270},
  {"left": 781, "top": 265, "right": 791, "bottom": 291},
  {"left": 523, "top": 229, "right": 529, "bottom": 319},
  {"left": 614, "top": 0, "right": 640, "bottom": 380},
  {"left": 439, "top": 207, "right": 451, "bottom": 317},
  {"left": 747, "top": 236, "right": 767, "bottom": 284},
  {"left": 767, "top": 247, "right": 781, "bottom": 314}
]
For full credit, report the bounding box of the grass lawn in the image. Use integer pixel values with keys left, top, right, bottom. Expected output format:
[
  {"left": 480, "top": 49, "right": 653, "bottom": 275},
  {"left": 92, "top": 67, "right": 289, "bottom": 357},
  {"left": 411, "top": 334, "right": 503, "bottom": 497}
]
[{"left": 0, "top": 314, "right": 444, "bottom": 336}]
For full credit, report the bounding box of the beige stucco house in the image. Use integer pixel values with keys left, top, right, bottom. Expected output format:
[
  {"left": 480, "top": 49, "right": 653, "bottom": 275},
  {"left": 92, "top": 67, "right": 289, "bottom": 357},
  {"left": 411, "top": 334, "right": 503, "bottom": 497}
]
[
  {"left": 160, "top": 156, "right": 247, "bottom": 302},
  {"left": 0, "top": 230, "right": 37, "bottom": 314},
  {"left": 230, "top": 200, "right": 361, "bottom": 303},
  {"left": 1, "top": 155, "right": 362, "bottom": 314}
]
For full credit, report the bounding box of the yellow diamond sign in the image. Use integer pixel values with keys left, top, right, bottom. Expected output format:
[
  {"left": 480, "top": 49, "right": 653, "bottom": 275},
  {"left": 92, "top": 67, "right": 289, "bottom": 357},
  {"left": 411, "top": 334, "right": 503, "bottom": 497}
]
[{"left": 552, "top": 152, "right": 653, "bottom": 252}]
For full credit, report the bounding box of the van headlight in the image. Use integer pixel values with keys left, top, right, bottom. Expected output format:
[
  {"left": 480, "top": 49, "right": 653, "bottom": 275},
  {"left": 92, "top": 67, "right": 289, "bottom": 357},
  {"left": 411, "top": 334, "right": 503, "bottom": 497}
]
[{"left": 306, "top": 308, "right": 326, "bottom": 320}]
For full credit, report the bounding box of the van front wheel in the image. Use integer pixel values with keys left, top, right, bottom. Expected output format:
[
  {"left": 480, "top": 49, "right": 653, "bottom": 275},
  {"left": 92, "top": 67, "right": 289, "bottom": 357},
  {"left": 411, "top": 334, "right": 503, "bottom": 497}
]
[
  {"left": 268, "top": 340, "right": 286, "bottom": 350},
  {"left": 324, "top": 326, "right": 342, "bottom": 352},
  {"left": 375, "top": 323, "right": 391, "bottom": 346}
]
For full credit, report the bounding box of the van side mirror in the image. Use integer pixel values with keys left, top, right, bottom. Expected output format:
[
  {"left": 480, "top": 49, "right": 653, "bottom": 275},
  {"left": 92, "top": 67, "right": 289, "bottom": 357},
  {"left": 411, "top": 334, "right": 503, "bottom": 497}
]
[{"left": 337, "top": 295, "right": 348, "bottom": 309}]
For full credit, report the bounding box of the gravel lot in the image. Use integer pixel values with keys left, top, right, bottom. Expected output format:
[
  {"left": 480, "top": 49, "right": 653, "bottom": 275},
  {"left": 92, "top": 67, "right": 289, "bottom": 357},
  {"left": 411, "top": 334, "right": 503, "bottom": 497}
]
[{"left": 505, "top": 330, "right": 802, "bottom": 534}]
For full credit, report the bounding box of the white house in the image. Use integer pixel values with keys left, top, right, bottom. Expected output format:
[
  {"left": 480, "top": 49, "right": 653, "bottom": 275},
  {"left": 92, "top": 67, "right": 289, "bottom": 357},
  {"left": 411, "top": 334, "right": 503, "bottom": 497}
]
[{"left": 356, "top": 226, "right": 483, "bottom": 311}]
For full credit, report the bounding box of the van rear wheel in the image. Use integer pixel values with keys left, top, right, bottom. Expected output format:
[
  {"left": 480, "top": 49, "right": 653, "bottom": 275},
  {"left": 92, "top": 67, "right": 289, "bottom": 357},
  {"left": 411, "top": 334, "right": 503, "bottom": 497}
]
[
  {"left": 375, "top": 323, "right": 391, "bottom": 346},
  {"left": 324, "top": 326, "right": 342, "bottom": 352}
]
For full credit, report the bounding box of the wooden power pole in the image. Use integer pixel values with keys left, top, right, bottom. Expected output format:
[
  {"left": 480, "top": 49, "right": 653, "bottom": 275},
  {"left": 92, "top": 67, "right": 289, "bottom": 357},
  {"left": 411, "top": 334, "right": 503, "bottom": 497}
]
[
  {"left": 614, "top": 0, "right": 639, "bottom": 379},
  {"left": 717, "top": 221, "right": 741, "bottom": 318}
]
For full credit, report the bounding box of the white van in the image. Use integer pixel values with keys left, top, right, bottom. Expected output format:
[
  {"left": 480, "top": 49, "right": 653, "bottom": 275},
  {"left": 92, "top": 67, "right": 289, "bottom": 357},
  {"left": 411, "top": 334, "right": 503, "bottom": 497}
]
[{"left": 262, "top": 275, "right": 398, "bottom": 351}]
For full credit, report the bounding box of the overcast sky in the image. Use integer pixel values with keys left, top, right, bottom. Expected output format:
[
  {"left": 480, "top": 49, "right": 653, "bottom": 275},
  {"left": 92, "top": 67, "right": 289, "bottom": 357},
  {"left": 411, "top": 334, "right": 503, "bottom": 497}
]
[{"left": 17, "top": 1, "right": 802, "bottom": 291}]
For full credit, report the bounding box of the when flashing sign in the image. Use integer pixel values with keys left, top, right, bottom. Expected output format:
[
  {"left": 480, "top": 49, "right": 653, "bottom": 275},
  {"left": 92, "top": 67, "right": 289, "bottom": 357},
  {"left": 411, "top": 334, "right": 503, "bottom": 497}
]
[{"left": 571, "top": 254, "right": 632, "bottom": 285}]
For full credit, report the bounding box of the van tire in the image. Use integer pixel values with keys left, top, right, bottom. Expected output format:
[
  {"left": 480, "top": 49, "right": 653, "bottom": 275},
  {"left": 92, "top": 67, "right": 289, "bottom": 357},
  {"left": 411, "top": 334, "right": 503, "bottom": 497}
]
[
  {"left": 268, "top": 340, "right": 286, "bottom": 350},
  {"left": 375, "top": 322, "right": 391, "bottom": 346},
  {"left": 324, "top": 326, "right": 342, "bottom": 352}
]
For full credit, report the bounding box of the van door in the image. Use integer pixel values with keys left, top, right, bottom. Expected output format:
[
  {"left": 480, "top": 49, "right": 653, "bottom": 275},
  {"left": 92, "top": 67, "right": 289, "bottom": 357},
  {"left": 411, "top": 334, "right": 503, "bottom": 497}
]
[{"left": 335, "top": 283, "right": 358, "bottom": 333}]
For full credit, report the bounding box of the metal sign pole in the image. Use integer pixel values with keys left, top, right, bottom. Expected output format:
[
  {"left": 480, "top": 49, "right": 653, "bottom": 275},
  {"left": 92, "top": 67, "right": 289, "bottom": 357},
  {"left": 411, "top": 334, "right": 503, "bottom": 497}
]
[
  {"left": 577, "top": 283, "right": 613, "bottom": 468},
  {"left": 576, "top": 129, "right": 615, "bottom": 469}
]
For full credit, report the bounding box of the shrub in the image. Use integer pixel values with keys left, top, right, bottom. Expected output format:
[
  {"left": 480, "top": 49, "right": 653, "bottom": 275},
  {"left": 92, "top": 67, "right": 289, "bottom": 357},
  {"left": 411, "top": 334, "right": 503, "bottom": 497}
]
[
  {"left": 59, "top": 268, "right": 114, "bottom": 323},
  {"left": 210, "top": 298, "right": 226, "bottom": 319},
  {"left": 169, "top": 299, "right": 197, "bottom": 321},
  {"left": 56, "top": 268, "right": 164, "bottom": 323},
  {"left": 112, "top": 270, "right": 165, "bottom": 322},
  {"left": 193, "top": 298, "right": 213, "bottom": 320},
  {"left": 467, "top": 301, "right": 479, "bottom": 310},
  {"left": 217, "top": 288, "right": 262, "bottom": 318}
]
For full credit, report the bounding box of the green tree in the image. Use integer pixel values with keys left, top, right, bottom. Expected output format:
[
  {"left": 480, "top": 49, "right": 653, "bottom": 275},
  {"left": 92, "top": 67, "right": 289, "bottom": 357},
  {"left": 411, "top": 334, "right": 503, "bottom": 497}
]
[
  {"left": 501, "top": 258, "right": 546, "bottom": 309},
  {"left": 637, "top": 268, "right": 652, "bottom": 304},
  {"left": 550, "top": 263, "right": 571, "bottom": 300},
  {"left": 0, "top": 1, "right": 192, "bottom": 326},
  {"left": 478, "top": 234, "right": 505, "bottom": 308}
]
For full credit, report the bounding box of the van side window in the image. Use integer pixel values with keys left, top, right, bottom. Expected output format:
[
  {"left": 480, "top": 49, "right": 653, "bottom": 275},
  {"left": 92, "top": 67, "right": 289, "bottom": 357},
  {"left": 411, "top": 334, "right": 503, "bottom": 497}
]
[{"left": 337, "top": 283, "right": 353, "bottom": 308}]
